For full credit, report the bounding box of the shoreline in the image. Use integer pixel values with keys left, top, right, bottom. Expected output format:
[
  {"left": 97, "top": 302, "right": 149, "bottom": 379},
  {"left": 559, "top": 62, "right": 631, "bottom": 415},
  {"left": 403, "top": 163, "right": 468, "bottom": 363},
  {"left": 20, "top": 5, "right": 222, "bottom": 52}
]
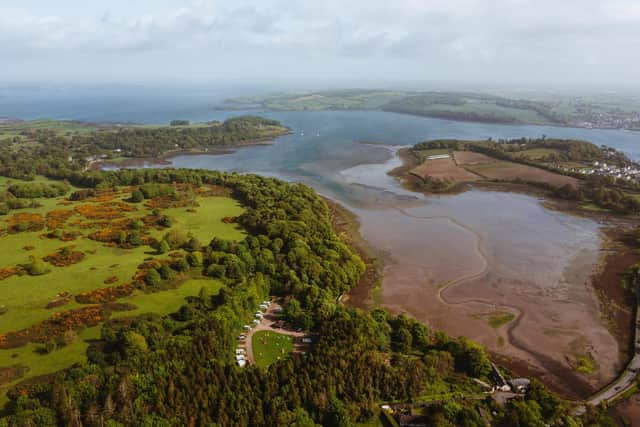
[
  {"left": 377, "top": 146, "right": 640, "bottom": 399},
  {"left": 94, "top": 134, "right": 290, "bottom": 170},
  {"left": 325, "top": 198, "right": 384, "bottom": 309}
]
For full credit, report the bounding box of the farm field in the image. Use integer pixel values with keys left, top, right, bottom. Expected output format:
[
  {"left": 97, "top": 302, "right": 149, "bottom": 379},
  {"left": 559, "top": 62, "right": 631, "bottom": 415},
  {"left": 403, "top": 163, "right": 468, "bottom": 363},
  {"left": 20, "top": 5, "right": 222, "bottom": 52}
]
[
  {"left": 453, "top": 151, "right": 497, "bottom": 165},
  {"left": 465, "top": 160, "right": 578, "bottom": 188},
  {"left": 251, "top": 330, "right": 294, "bottom": 368},
  {"left": 409, "top": 157, "right": 482, "bottom": 182},
  {"left": 0, "top": 177, "right": 246, "bottom": 402}
]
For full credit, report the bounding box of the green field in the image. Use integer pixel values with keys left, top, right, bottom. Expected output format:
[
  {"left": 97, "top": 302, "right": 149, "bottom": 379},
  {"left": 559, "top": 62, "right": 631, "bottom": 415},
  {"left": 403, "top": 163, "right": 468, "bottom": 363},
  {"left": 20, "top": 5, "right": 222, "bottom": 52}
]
[
  {"left": 251, "top": 330, "right": 294, "bottom": 368},
  {"left": 0, "top": 278, "right": 222, "bottom": 404},
  {"left": 516, "top": 148, "right": 560, "bottom": 160},
  {"left": 0, "top": 326, "right": 101, "bottom": 406},
  {"left": 0, "top": 190, "right": 244, "bottom": 334},
  {"left": 113, "top": 278, "right": 222, "bottom": 319},
  {"left": 0, "top": 179, "right": 246, "bottom": 403}
]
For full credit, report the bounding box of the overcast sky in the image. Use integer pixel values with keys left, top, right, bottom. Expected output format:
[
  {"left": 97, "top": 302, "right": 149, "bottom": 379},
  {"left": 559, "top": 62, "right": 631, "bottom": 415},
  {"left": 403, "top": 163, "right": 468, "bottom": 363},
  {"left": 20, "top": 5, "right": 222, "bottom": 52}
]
[{"left": 2, "top": 0, "right": 640, "bottom": 88}]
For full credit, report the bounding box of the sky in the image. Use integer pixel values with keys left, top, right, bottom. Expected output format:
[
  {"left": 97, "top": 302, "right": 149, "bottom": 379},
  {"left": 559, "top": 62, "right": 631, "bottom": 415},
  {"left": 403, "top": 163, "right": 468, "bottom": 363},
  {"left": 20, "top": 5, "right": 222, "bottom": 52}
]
[{"left": 2, "top": 0, "right": 640, "bottom": 88}]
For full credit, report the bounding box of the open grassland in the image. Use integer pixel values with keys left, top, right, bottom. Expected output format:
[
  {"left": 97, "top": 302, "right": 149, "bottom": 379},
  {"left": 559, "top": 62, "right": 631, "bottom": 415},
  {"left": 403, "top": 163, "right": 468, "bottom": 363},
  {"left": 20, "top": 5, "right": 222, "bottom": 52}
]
[
  {"left": 0, "top": 191, "right": 243, "bottom": 334},
  {"left": 162, "top": 196, "right": 244, "bottom": 244},
  {"left": 0, "top": 326, "right": 101, "bottom": 406},
  {"left": 0, "top": 184, "right": 244, "bottom": 330},
  {"left": 0, "top": 180, "right": 246, "bottom": 401},
  {"left": 112, "top": 278, "right": 222, "bottom": 319},
  {"left": 0, "top": 278, "right": 223, "bottom": 404},
  {"left": 251, "top": 330, "right": 294, "bottom": 368}
]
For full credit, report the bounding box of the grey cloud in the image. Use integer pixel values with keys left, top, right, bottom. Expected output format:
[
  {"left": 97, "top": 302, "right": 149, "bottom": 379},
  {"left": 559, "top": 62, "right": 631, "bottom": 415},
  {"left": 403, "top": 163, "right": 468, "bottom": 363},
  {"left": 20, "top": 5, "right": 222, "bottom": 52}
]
[{"left": 0, "top": 0, "right": 639, "bottom": 85}]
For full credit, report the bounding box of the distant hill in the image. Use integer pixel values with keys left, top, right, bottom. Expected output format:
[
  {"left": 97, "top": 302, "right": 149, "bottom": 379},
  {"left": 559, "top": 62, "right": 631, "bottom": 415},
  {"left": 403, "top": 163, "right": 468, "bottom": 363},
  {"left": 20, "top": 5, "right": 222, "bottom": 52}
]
[{"left": 224, "top": 89, "right": 640, "bottom": 130}]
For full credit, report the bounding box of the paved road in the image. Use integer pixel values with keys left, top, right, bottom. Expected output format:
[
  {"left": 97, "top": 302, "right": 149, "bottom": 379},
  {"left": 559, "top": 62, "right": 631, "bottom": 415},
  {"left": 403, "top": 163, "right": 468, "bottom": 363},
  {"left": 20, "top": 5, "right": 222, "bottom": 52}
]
[
  {"left": 582, "top": 275, "right": 640, "bottom": 408},
  {"left": 585, "top": 319, "right": 640, "bottom": 406}
]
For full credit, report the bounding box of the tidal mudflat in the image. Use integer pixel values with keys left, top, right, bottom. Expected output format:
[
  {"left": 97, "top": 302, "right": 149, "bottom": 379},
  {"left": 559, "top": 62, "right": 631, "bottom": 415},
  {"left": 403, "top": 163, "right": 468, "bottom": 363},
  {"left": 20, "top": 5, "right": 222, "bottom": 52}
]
[
  {"left": 353, "top": 190, "right": 616, "bottom": 397},
  {"left": 341, "top": 148, "right": 619, "bottom": 398}
]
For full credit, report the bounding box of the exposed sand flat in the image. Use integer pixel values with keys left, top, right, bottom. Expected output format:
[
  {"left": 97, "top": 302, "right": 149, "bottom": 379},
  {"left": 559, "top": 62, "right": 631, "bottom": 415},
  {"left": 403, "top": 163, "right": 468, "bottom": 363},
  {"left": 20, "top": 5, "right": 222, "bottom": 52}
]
[{"left": 409, "top": 157, "right": 483, "bottom": 182}]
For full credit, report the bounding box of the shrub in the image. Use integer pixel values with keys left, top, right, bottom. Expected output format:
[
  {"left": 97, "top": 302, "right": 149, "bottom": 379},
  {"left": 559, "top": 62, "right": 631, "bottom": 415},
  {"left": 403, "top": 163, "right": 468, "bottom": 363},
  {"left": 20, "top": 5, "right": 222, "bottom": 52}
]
[
  {"left": 173, "top": 258, "right": 190, "bottom": 273},
  {"left": 144, "top": 268, "right": 162, "bottom": 287},
  {"left": 163, "top": 229, "right": 190, "bottom": 249},
  {"left": 206, "top": 264, "right": 226, "bottom": 278},
  {"left": 158, "top": 264, "right": 174, "bottom": 280},
  {"left": 129, "top": 190, "right": 144, "bottom": 203},
  {"left": 186, "top": 251, "right": 203, "bottom": 267},
  {"left": 26, "top": 256, "right": 49, "bottom": 276},
  {"left": 157, "top": 240, "right": 170, "bottom": 254}
]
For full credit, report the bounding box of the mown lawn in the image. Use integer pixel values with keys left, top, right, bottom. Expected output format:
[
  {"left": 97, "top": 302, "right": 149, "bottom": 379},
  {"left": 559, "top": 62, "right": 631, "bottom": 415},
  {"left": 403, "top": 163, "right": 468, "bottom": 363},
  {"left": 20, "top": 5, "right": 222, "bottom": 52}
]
[{"left": 252, "top": 330, "right": 294, "bottom": 368}]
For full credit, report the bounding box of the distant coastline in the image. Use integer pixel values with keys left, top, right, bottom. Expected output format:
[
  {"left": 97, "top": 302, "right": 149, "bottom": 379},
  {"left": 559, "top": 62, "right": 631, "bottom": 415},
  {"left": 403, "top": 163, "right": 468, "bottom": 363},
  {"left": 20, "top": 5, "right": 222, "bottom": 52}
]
[{"left": 221, "top": 89, "right": 640, "bottom": 132}]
